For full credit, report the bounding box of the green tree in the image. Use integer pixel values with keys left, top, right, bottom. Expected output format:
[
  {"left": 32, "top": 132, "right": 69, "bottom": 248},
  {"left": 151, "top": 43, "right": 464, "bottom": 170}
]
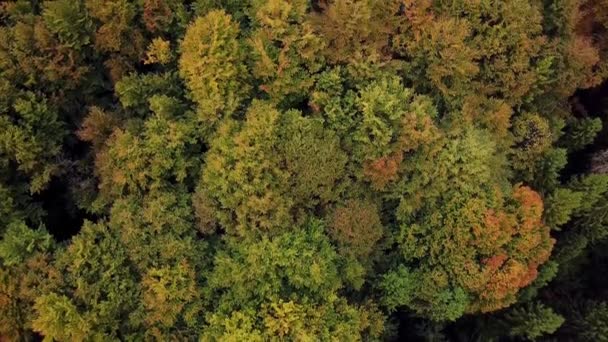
[
  {"left": 32, "top": 221, "right": 140, "bottom": 339},
  {"left": 0, "top": 223, "right": 56, "bottom": 340},
  {"left": 544, "top": 188, "right": 583, "bottom": 228},
  {"left": 561, "top": 117, "right": 602, "bottom": 151},
  {"left": 0, "top": 93, "right": 66, "bottom": 193},
  {"left": 42, "top": 0, "right": 93, "bottom": 50},
  {"left": 203, "top": 220, "right": 384, "bottom": 340},
  {"left": 32, "top": 293, "right": 91, "bottom": 341},
  {"left": 108, "top": 188, "right": 209, "bottom": 338},
  {"left": 179, "top": 9, "right": 248, "bottom": 132},
  {"left": 575, "top": 301, "right": 608, "bottom": 342},
  {"left": 329, "top": 199, "right": 383, "bottom": 260},
  {"left": 277, "top": 109, "right": 348, "bottom": 211},
  {"left": 502, "top": 302, "right": 565, "bottom": 340},
  {"left": 94, "top": 111, "right": 198, "bottom": 206},
  {"left": 199, "top": 100, "right": 292, "bottom": 236},
  {"left": 200, "top": 100, "right": 349, "bottom": 236},
  {"left": 114, "top": 72, "right": 184, "bottom": 117},
  {"left": 0, "top": 222, "right": 53, "bottom": 267},
  {"left": 247, "top": 0, "right": 325, "bottom": 106}
]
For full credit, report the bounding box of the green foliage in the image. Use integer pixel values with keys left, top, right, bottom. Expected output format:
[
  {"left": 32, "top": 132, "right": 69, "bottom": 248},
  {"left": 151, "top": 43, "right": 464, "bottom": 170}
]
[
  {"left": 107, "top": 188, "right": 209, "bottom": 338},
  {"left": 575, "top": 301, "right": 608, "bottom": 342},
  {"left": 561, "top": 117, "right": 602, "bottom": 151},
  {"left": 95, "top": 113, "right": 198, "bottom": 205},
  {"left": 329, "top": 199, "right": 383, "bottom": 259},
  {"left": 109, "top": 189, "right": 200, "bottom": 269},
  {"left": 310, "top": 0, "right": 398, "bottom": 65},
  {"left": 354, "top": 76, "right": 415, "bottom": 159},
  {"left": 114, "top": 72, "right": 184, "bottom": 117},
  {"left": 42, "top": 0, "right": 93, "bottom": 50},
  {"left": 387, "top": 129, "right": 554, "bottom": 318},
  {"left": 203, "top": 220, "right": 384, "bottom": 340},
  {"left": 77, "top": 106, "right": 121, "bottom": 150},
  {"left": 85, "top": 0, "right": 146, "bottom": 60},
  {"left": 207, "top": 221, "right": 341, "bottom": 304},
  {"left": 33, "top": 293, "right": 91, "bottom": 341},
  {"left": 179, "top": 9, "right": 248, "bottom": 130},
  {"left": 143, "top": 37, "right": 172, "bottom": 65},
  {"left": 33, "top": 221, "right": 140, "bottom": 339},
  {"left": 200, "top": 100, "right": 292, "bottom": 235},
  {"left": 192, "top": 0, "right": 251, "bottom": 23},
  {"left": 279, "top": 110, "right": 348, "bottom": 209},
  {"left": 563, "top": 174, "right": 608, "bottom": 243},
  {"left": 0, "top": 93, "right": 66, "bottom": 193},
  {"left": 0, "top": 228, "right": 57, "bottom": 340},
  {"left": 0, "top": 10, "right": 91, "bottom": 90},
  {"left": 0, "top": 222, "right": 53, "bottom": 266},
  {"left": 200, "top": 100, "right": 349, "bottom": 235},
  {"left": 141, "top": 261, "right": 200, "bottom": 332},
  {"left": 502, "top": 302, "right": 565, "bottom": 340},
  {"left": 247, "top": 0, "right": 325, "bottom": 106},
  {"left": 518, "top": 261, "right": 559, "bottom": 302},
  {"left": 0, "top": 185, "right": 21, "bottom": 231},
  {"left": 511, "top": 113, "right": 553, "bottom": 176},
  {"left": 379, "top": 265, "right": 417, "bottom": 312},
  {"left": 527, "top": 148, "right": 568, "bottom": 193},
  {"left": 544, "top": 188, "right": 583, "bottom": 228},
  {"left": 394, "top": 0, "right": 550, "bottom": 105},
  {"left": 393, "top": 12, "right": 478, "bottom": 104}
]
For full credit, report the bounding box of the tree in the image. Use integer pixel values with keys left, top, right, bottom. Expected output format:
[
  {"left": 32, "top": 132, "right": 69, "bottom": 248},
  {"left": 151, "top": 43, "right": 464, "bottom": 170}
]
[
  {"left": 77, "top": 106, "right": 121, "bottom": 151},
  {"left": 247, "top": 0, "right": 325, "bottom": 106},
  {"left": 502, "top": 302, "right": 565, "bottom": 340},
  {"left": 511, "top": 113, "right": 553, "bottom": 174},
  {"left": 2, "top": 1, "right": 608, "bottom": 340},
  {"left": 140, "top": 261, "right": 201, "bottom": 338},
  {"left": 0, "top": 223, "right": 57, "bottom": 341},
  {"left": 309, "top": 0, "right": 399, "bottom": 65},
  {"left": 544, "top": 188, "right": 583, "bottom": 228},
  {"left": 392, "top": 7, "right": 479, "bottom": 105},
  {"left": 200, "top": 100, "right": 292, "bottom": 236},
  {"left": 329, "top": 199, "right": 383, "bottom": 259},
  {"left": 383, "top": 129, "right": 554, "bottom": 320},
  {"left": 575, "top": 301, "right": 608, "bottom": 342},
  {"left": 85, "top": 0, "right": 147, "bottom": 82},
  {"left": 0, "top": 92, "right": 66, "bottom": 193},
  {"left": 179, "top": 9, "right": 248, "bottom": 132},
  {"left": 143, "top": 37, "right": 172, "bottom": 65},
  {"left": 391, "top": 0, "right": 552, "bottom": 106},
  {"left": 277, "top": 109, "right": 348, "bottom": 210},
  {"left": 202, "top": 220, "right": 384, "bottom": 340},
  {"left": 32, "top": 221, "right": 140, "bottom": 339},
  {"left": 32, "top": 293, "right": 91, "bottom": 341},
  {"left": 94, "top": 111, "right": 198, "bottom": 206},
  {"left": 107, "top": 188, "right": 209, "bottom": 339},
  {"left": 0, "top": 9, "right": 91, "bottom": 92},
  {"left": 561, "top": 116, "right": 602, "bottom": 151},
  {"left": 200, "top": 100, "right": 349, "bottom": 236},
  {"left": 0, "top": 222, "right": 53, "bottom": 267},
  {"left": 114, "top": 72, "right": 184, "bottom": 117},
  {"left": 42, "top": 0, "right": 93, "bottom": 50},
  {"left": 310, "top": 72, "right": 440, "bottom": 190},
  {"left": 567, "top": 174, "right": 608, "bottom": 243}
]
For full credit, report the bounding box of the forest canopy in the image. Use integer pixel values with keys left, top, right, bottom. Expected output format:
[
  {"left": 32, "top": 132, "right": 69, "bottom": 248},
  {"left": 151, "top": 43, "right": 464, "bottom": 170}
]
[{"left": 2, "top": 0, "right": 608, "bottom": 340}]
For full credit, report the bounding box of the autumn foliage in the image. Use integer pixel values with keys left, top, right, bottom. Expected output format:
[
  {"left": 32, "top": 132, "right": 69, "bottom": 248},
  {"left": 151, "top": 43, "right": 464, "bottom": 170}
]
[{"left": 2, "top": 0, "right": 608, "bottom": 340}]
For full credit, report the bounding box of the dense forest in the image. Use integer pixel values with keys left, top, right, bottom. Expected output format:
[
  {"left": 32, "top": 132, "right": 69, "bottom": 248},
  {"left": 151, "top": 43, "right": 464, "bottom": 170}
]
[{"left": 2, "top": 0, "right": 608, "bottom": 340}]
